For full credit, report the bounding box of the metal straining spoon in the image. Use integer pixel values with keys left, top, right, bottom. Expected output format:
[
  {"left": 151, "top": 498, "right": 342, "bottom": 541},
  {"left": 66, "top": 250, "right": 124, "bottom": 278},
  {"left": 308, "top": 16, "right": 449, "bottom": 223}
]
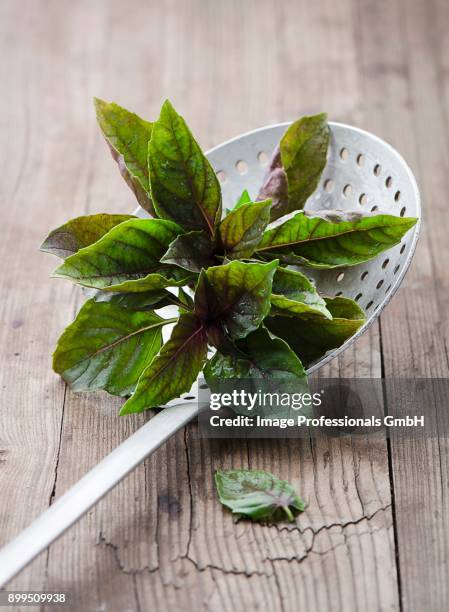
[{"left": 0, "top": 122, "right": 420, "bottom": 586}]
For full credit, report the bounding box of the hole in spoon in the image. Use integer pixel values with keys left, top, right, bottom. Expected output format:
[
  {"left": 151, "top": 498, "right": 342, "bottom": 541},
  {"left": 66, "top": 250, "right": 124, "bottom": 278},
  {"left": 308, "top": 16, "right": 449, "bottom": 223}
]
[
  {"left": 235, "top": 160, "right": 248, "bottom": 174},
  {"left": 324, "top": 179, "right": 334, "bottom": 193},
  {"left": 343, "top": 184, "right": 353, "bottom": 198},
  {"left": 257, "top": 151, "right": 268, "bottom": 165}
]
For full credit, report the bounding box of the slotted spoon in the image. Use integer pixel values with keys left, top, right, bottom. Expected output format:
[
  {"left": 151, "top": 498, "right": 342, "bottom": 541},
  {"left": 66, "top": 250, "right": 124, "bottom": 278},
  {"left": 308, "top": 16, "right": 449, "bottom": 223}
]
[{"left": 0, "top": 121, "right": 421, "bottom": 586}]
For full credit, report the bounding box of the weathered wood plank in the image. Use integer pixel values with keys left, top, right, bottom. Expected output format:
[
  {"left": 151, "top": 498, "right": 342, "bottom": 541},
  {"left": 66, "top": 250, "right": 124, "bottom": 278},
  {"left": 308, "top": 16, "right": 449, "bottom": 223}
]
[
  {"left": 0, "top": 0, "right": 113, "bottom": 595},
  {"left": 355, "top": 0, "right": 449, "bottom": 609}
]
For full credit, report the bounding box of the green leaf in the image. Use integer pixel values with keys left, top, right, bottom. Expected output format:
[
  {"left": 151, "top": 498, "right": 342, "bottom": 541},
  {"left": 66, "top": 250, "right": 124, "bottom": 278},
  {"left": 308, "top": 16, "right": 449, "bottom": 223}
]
[
  {"left": 258, "top": 211, "right": 418, "bottom": 268},
  {"left": 120, "top": 313, "right": 207, "bottom": 413},
  {"left": 100, "top": 269, "right": 192, "bottom": 293},
  {"left": 53, "top": 218, "right": 189, "bottom": 292},
  {"left": 161, "top": 230, "right": 215, "bottom": 272},
  {"left": 94, "top": 98, "right": 155, "bottom": 215},
  {"left": 225, "top": 191, "right": 252, "bottom": 215},
  {"left": 234, "top": 189, "right": 252, "bottom": 210},
  {"left": 204, "top": 326, "right": 308, "bottom": 418},
  {"left": 40, "top": 214, "right": 134, "bottom": 259},
  {"left": 148, "top": 99, "right": 222, "bottom": 234},
  {"left": 218, "top": 200, "right": 271, "bottom": 259},
  {"left": 93, "top": 288, "right": 173, "bottom": 310},
  {"left": 53, "top": 299, "right": 170, "bottom": 396},
  {"left": 266, "top": 296, "right": 366, "bottom": 366},
  {"left": 177, "top": 287, "right": 194, "bottom": 312},
  {"left": 214, "top": 469, "right": 306, "bottom": 522},
  {"left": 205, "top": 326, "right": 306, "bottom": 383},
  {"left": 258, "top": 114, "right": 329, "bottom": 221},
  {"left": 270, "top": 267, "right": 332, "bottom": 318},
  {"left": 194, "top": 260, "right": 278, "bottom": 340}
]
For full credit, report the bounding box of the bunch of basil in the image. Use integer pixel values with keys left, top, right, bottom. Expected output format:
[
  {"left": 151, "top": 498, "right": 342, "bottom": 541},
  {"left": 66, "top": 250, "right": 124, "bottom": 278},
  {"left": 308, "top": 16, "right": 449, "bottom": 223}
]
[{"left": 41, "top": 100, "right": 417, "bottom": 415}]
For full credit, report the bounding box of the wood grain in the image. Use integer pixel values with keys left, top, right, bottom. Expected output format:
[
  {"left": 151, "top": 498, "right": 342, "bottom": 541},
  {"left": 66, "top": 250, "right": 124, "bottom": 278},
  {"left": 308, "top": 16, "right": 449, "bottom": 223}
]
[
  {"left": 0, "top": 0, "right": 446, "bottom": 610},
  {"left": 354, "top": 0, "right": 449, "bottom": 610}
]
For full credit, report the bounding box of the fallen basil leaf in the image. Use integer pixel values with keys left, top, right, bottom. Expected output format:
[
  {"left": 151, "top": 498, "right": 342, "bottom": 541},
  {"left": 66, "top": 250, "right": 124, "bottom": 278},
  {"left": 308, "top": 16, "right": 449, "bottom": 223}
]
[
  {"left": 120, "top": 313, "right": 207, "bottom": 413},
  {"left": 258, "top": 114, "right": 329, "bottom": 221},
  {"left": 258, "top": 210, "right": 418, "bottom": 268},
  {"left": 270, "top": 267, "right": 332, "bottom": 318},
  {"left": 53, "top": 299, "right": 170, "bottom": 396},
  {"left": 94, "top": 98, "right": 155, "bottom": 215},
  {"left": 40, "top": 214, "right": 134, "bottom": 259},
  {"left": 148, "top": 99, "right": 222, "bottom": 234},
  {"left": 161, "top": 230, "right": 215, "bottom": 272},
  {"left": 214, "top": 469, "right": 306, "bottom": 522},
  {"left": 194, "top": 260, "right": 278, "bottom": 340},
  {"left": 266, "top": 296, "right": 365, "bottom": 366},
  {"left": 53, "top": 218, "right": 187, "bottom": 291},
  {"left": 218, "top": 199, "right": 271, "bottom": 259}
]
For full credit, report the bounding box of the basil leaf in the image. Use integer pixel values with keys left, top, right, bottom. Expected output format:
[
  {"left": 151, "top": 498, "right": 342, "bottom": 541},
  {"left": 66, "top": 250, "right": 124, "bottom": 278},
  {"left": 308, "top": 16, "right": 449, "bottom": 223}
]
[
  {"left": 161, "top": 230, "right": 215, "bottom": 272},
  {"left": 225, "top": 190, "right": 252, "bottom": 215},
  {"left": 99, "top": 269, "right": 192, "bottom": 293},
  {"left": 93, "top": 289, "right": 173, "bottom": 310},
  {"left": 53, "top": 218, "right": 188, "bottom": 291},
  {"left": 94, "top": 98, "right": 155, "bottom": 215},
  {"left": 258, "top": 114, "right": 329, "bottom": 221},
  {"left": 214, "top": 469, "right": 305, "bottom": 522},
  {"left": 281, "top": 113, "right": 329, "bottom": 210},
  {"left": 218, "top": 200, "right": 271, "bottom": 259},
  {"left": 270, "top": 267, "right": 332, "bottom": 318},
  {"left": 266, "top": 296, "right": 365, "bottom": 366},
  {"left": 148, "top": 100, "right": 222, "bottom": 234},
  {"left": 177, "top": 287, "right": 194, "bottom": 312},
  {"left": 234, "top": 189, "right": 252, "bottom": 210},
  {"left": 205, "top": 326, "right": 306, "bottom": 383},
  {"left": 324, "top": 296, "right": 366, "bottom": 319},
  {"left": 40, "top": 214, "right": 134, "bottom": 259},
  {"left": 257, "top": 148, "right": 288, "bottom": 220},
  {"left": 194, "top": 260, "right": 278, "bottom": 340},
  {"left": 205, "top": 326, "right": 308, "bottom": 418},
  {"left": 258, "top": 211, "right": 418, "bottom": 268},
  {"left": 120, "top": 313, "right": 207, "bottom": 414},
  {"left": 53, "top": 299, "right": 168, "bottom": 396}
]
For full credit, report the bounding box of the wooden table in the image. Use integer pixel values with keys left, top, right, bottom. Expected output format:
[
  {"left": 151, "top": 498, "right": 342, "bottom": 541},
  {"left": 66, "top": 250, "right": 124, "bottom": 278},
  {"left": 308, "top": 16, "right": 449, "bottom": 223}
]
[{"left": 1, "top": 0, "right": 447, "bottom": 610}]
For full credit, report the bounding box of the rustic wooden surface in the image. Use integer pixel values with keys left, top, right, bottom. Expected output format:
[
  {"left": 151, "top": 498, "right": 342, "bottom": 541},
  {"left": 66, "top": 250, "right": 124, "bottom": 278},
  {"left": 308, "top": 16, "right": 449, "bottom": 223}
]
[{"left": 0, "top": 0, "right": 447, "bottom": 610}]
